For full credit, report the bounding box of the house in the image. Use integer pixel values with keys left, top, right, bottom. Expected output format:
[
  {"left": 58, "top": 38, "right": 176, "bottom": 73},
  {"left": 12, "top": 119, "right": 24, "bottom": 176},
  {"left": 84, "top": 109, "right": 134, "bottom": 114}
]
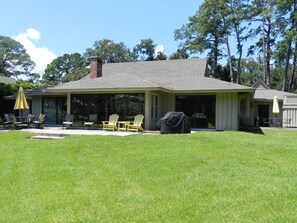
[
  {"left": 247, "top": 79, "right": 297, "bottom": 128},
  {"left": 27, "top": 57, "right": 255, "bottom": 130}
]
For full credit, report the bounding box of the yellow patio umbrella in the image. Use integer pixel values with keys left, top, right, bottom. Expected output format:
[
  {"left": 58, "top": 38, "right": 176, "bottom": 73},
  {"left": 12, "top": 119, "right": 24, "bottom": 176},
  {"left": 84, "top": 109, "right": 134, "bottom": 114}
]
[
  {"left": 272, "top": 95, "right": 280, "bottom": 115},
  {"left": 14, "top": 86, "right": 29, "bottom": 110}
]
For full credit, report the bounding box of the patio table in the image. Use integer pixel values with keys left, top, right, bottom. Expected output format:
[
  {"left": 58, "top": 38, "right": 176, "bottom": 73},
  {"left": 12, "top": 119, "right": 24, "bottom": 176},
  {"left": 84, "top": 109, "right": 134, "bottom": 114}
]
[
  {"left": 269, "top": 118, "right": 282, "bottom": 128},
  {"left": 118, "top": 121, "right": 130, "bottom": 131}
]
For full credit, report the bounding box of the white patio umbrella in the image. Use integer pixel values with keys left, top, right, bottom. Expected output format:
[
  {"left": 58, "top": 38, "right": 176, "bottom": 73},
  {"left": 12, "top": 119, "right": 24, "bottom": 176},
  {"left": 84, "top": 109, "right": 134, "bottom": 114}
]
[{"left": 272, "top": 95, "right": 280, "bottom": 115}]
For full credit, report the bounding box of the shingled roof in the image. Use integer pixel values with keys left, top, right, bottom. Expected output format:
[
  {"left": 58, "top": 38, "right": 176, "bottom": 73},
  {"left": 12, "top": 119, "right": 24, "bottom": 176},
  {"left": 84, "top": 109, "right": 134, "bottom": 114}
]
[
  {"left": 252, "top": 79, "right": 296, "bottom": 102},
  {"left": 0, "top": 76, "right": 16, "bottom": 84},
  {"left": 48, "top": 59, "right": 253, "bottom": 93}
]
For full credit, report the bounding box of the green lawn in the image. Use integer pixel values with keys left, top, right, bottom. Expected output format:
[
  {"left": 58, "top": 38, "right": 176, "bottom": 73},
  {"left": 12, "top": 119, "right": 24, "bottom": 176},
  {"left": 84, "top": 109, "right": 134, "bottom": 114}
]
[{"left": 0, "top": 130, "right": 297, "bottom": 222}]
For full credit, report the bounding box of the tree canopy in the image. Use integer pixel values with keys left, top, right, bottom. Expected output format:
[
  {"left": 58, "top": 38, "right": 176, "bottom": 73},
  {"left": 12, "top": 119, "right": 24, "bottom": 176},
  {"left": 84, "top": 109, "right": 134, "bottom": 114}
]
[
  {"left": 42, "top": 53, "right": 88, "bottom": 86},
  {"left": 85, "top": 39, "right": 136, "bottom": 63},
  {"left": 175, "top": 0, "right": 297, "bottom": 92},
  {"left": 0, "top": 36, "right": 35, "bottom": 80},
  {"left": 133, "top": 38, "right": 156, "bottom": 61},
  {"left": 41, "top": 38, "right": 174, "bottom": 85}
]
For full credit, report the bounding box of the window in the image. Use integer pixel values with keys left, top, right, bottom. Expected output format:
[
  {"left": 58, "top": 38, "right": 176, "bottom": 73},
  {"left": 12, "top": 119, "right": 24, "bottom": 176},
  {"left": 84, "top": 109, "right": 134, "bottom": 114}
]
[
  {"left": 151, "top": 95, "right": 158, "bottom": 119},
  {"left": 239, "top": 94, "right": 250, "bottom": 118},
  {"left": 42, "top": 97, "right": 67, "bottom": 124},
  {"left": 71, "top": 94, "right": 144, "bottom": 122}
]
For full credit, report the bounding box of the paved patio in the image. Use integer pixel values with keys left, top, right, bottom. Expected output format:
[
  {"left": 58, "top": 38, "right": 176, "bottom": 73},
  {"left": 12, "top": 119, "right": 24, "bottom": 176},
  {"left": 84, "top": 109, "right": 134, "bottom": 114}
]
[
  {"left": 20, "top": 127, "right": 142, "bottom": 139},
  {"left": 7, "top": 126, "right": 296, "bottom": 140}
]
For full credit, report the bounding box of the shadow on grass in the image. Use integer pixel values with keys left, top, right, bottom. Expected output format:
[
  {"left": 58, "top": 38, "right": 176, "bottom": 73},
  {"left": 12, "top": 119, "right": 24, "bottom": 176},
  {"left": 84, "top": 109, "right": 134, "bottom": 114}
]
[{"left": 239, "top": 127, "right": 264, "bottom": 135}]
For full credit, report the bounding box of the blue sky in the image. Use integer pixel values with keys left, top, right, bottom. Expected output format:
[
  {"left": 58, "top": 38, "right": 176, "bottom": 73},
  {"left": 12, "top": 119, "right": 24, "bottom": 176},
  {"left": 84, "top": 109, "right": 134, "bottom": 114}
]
[{"left": 1, "top": 0, "right": 203, "bottom": 74}]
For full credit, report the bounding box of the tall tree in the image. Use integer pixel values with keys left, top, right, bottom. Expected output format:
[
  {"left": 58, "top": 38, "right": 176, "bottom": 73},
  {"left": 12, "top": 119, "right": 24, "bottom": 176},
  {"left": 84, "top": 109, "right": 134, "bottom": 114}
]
[
  {"left": 133, "top": 38, "right": 156, "bottom": 61},
  {"left": 175, "top": 1, "right": 224, "bottom": 78},
  {"left": 207, "top": 0, "right": 249, "bottom": 83},
  {"left": 169, "top": 48, "right": 189, "bottom": 60},
  {"left": 248, "top": 0, "right": 276, "bottom": 86},
  {"left": 0, "top": 36, "right": 35, "bottom": 80},
  {"left": 291, "top": 41, "right": 297, "bottom": 92},
  {"left": 85, "top": 39, "right": 136, "bottom": 63},
  {"left": 27, "top": 72, "right": 40, "bottom": 83},
  {"left": 174, "top": 0, "right": 297, "bottom": 92},
  {"left": 42, "top": 53, "right": 88, "bottom": 86},
  {"left": 274, "top": 0, "right": 297, "bottom": 91},
  {"left": 240, "top": 57, "right": 264, "bottom": 86},
  {"left": 228, "top": 0, "right": 250, "bottom": 84},
  {"left": 155, "top": 51, "right": 168, "bottom": 60},
  {"left": 216, "top": 0, "right": 235, "bottom": 82}
]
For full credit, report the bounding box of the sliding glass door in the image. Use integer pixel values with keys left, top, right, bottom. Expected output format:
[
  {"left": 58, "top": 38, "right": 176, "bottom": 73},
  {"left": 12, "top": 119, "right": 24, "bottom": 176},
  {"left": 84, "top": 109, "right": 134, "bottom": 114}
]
[
  {"left": 176, "top": 95, "right": 216, "bottom": 129},
  {"left": 71, "top": 94, "right": 144, "bottom": 122},
  {"left": 42, "top": 97, "right": 67, "bottom": 124}
]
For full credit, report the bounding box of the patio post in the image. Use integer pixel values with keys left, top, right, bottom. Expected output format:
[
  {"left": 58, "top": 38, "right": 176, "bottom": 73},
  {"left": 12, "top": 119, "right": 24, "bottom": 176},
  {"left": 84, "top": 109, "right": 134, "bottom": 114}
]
[
  {"left": 144, "top": 90, "right": 151, "bottom": 130},
  {"left": 67, "top": 92, "right": 71, "bottom": 114}
]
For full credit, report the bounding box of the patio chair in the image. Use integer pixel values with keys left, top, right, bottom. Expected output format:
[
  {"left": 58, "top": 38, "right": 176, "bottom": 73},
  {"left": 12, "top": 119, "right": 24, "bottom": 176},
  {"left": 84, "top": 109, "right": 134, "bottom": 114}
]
[
  {"left": 102, "top": 114, "right": 119, "bottom": 131},
  {"left": 1, "top": 115, "right": 12, "bottom": 129},
  {"left": 0, "top": 117, "right": 9, "bottom": 129},
  {"left": 63, "top": 114, "right": 74, "bottom": 129},
  {"left": 126, "top": 114, "right": 144, "bottom": 132},
  {"left": 3, "top": 114, "right": 12, "bottom": 128},
  {"left": 26, "top": 114, "right": 35, "bottom": 127},
  {"left": 84, "top": 114, "right": 98, "bottom": 129},
  {"left": 33, "top": 114, "right": 45, "bottom": 129},
  {"left": 5, "top": 113, "right": 25, "bottom": 129}
]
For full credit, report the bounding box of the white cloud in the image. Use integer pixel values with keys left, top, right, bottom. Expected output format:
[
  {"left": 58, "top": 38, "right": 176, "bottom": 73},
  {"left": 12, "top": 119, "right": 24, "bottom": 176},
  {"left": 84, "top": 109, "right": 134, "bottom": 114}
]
[
  {"left": 155, "top": 44, "right": 165, "bottom": 55},
  {"left": 14, "top": 28, "right": 57, "bottom": 75},
  {"left": 26, "top": 28, "right": 40, "bottom": 41}
]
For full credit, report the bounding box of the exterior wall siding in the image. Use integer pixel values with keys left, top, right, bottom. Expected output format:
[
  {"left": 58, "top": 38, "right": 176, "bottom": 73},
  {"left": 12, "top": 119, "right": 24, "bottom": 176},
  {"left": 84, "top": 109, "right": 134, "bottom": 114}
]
[
  {"left": 161, "top": 92, "right": 175, "bottom": 116},
  {"left": 216, "top": 92, "right": 239, "bottom": 130},
  {"left": 144, "top": 91, "right": 175, "bottom": 130},
  {"left": 283, "top": 108, "right": 297, "bottom": 127},
  {"left": 283, "top": 95, "right": 297, "bottom": 127}
]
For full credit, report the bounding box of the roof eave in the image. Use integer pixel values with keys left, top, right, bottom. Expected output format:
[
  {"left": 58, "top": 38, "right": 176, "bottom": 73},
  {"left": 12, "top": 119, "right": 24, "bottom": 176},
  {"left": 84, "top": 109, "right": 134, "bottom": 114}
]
[
  {"left": 47, "top": 87, "right": 255, "bottom": 94},
  {"left": 254, "top": 98, "right": 283, "bottom": 102},
  {"left": 47, "top": 87, "right": 165, "bottom": 93},
  {"left": 171, "top": 88, "right": 255, "bottom": 94}
]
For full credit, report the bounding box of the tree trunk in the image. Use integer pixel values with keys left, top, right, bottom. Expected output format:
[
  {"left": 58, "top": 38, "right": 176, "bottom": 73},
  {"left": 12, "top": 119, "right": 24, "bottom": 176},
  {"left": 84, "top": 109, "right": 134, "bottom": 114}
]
[
  {"left": 290, "top": 41, "right": 297, "bottom": 92},
  {"left": 225, "top": 33, "right": 234, "bottom": 82},
  {"left": 265, "top": 17, "right": 272, "bottom": 86},
  {"left": 236, "top": 42, "right": 242, "bottom": 84},
  {"left": 282, "top": 39, "right": 292, "bottom": 92},
  {"left": 214, "top": 32, "right": 220, "bottom": 78},
  {"left": 262, "top": 17, "right": 268, "bottom": 85},
  {"left": 234, "top": 24, "right": 243, "bottom": 84},
  {"left": 289, "top": 1, "right": 297, "bottom": 92}
]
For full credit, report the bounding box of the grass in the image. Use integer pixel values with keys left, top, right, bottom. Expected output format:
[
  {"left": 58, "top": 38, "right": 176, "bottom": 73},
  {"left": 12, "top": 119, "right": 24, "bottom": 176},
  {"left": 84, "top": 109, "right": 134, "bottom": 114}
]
[{"left": 0, "top": 130, "right": 297, "bottom": 222}]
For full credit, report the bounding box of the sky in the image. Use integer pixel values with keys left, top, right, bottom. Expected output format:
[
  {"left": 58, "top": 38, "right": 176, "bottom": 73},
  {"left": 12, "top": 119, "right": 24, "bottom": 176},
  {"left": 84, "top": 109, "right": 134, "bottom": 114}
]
[{"left": 1, "top": 0, "right": 203, "bottom": 75}]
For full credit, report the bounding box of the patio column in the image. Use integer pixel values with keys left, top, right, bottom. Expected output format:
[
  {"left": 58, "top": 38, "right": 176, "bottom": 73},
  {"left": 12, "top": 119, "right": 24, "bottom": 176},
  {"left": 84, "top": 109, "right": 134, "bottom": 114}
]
[
  {"left": 144, "top": 91, "right": 151, "bottom": 130},
  {"left": 67, "top": 92, "right": 71, "bottom": 114}
]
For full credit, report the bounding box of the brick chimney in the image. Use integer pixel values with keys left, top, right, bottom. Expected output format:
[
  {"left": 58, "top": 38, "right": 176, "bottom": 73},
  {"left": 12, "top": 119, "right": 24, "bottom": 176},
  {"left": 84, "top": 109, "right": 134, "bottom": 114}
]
[{"left": 89, "top": 56, "right": 102, "bottom": 79}]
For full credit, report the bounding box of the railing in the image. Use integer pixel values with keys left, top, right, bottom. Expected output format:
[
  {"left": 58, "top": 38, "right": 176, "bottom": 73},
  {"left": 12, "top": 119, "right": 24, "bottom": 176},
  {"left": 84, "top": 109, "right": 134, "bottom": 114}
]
[{"left": 262, "top": 118, "right": 291, "bottom": 128}]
